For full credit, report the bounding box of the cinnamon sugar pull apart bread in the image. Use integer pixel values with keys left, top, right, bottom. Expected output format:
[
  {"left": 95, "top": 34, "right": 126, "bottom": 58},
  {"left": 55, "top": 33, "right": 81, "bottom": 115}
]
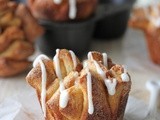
[
  {"left": 129, "top": 4, "right": 160, "bottom": 64},
  {"left": 28, "top": 0, "right": 97, "bottom": 22},
  {"left": 26, "top": 49, "right": 131, "bottom": 120},
  {"left": 0, "top": 0, "right": 44, "bottom": 77}
]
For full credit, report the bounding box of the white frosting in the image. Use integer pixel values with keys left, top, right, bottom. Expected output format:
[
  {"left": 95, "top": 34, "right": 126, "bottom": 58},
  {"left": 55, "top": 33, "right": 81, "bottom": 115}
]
[
  {"left": 150, "top": 17, "right": 160, "bottom": 27},
  {"left": 53, "top": 0, "right": 62, "bottom": 4},
  {"left": 53, "top": 49, "right": 70, "bottom": 109},
  {"left": 146, "top": 80, "right": 160, "bottom": 115},
  {"left": 59, "top": 76, "right": 69, "bottom": 109},
  {"left": 93, "top": 60, "right": 106, "bottom": 79},
  {"left": 102, "top": 53, "right": 108, "bottom": 68},
  {"left": 121, "top": 73, "right": 130, "bottom": 82},
  {"left": 33, "top": 55, "right": 49, "bottom": 68},
  {"left": 59, "top": 80, "right": 65, "bottom": 92},
  {"left": 88, "top": 52, "right": 93, "bottom": 60},
  {"left": 53, "top": 49, "right": 62, "bottom": 79},
  {"left": 59, "top": 89, "right": 69, "bottom": 108},
  {"left": 69, "top": 0, "right": 77, "bottom": 19},
  {"left": 104, "top": 78, "right": 117, "bottom": 96},
  {"left": 121, "top": 66, "right": 130, "bottom": 82},
  {"left": 83, "top": 60, "right": 88, "bottom": 68},
  {"left": 69, "top": 50, "right": 77, "bottom": 69},
  {"left": 53, "top": 0, "right": 77, "bottom": 19},
  {"left": 33, "top": 55, "right": 50, "bottom": 117},
  {"left": 86, "top": 69, "right": 94, "bottom": 114}
]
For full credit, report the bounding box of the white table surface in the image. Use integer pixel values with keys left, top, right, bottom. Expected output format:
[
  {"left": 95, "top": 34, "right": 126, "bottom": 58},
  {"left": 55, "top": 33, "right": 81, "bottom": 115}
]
[{"left": 0, "top": 28, "right": 160, "bottom": 106}]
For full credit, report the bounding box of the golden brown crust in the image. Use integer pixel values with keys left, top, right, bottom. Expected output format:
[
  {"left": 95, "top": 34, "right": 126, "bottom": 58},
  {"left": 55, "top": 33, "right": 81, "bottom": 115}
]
[
  {"left": 28, "top": 0, "right": 97, "bottom": 22},
  {"left": 0, "top": 57, "right": 31, "bottom": 77},
  {"left": 0, "top": 26, "right": 25, "bottom": 52},
  {"left": 0, "top": 41, "right": 34, "bottom": 60},
  {"left": 15, "top": 4, "right": 44, "bottom": 42},
  {"left": 129, "top": 8, "right": 149, "bottom": 30},
  {"left": 26, "top": 49, "right": 131, "bottom": 120},
  {"left": 144, "top": 31, "right": 160, "bottom": 64}
]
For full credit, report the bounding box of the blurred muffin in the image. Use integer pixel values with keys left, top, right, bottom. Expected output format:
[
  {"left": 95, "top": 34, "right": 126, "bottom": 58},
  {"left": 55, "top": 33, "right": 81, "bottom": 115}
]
[
  {"left": 0, "top": 0, "right": 44, "bottom": 77},
  {"left": 129, "top": 4, "right": 160, "bottom": 64},
  {"left": 28, "top": 0, "right": 98, "bottom": 22}
]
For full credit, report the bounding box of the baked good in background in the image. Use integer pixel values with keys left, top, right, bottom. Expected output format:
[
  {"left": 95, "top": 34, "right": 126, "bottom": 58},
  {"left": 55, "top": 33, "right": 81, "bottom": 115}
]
[
  {"left": 28, "top": 0, "right": 98, "bottom": 22},
  {"left": 26, "top": 49, "right": 131, "bottom": 120},
  {"left": 0, "top": 0, "right": 44, "bottom": 77},
  {"left": 129, "top": 4, "right": 160, "bottom": 64}
]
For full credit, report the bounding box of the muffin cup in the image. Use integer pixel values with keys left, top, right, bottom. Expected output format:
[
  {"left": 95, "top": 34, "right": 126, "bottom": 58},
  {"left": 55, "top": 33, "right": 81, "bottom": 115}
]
[
  {"left": 145, "top": 31, "right": 160, "bottom": 64},
  {"left": 94, "top": 0, "right": 135, "bottom": 39},
  {"left": 37, "top": 17, "right": 95, "bottom": 57}
]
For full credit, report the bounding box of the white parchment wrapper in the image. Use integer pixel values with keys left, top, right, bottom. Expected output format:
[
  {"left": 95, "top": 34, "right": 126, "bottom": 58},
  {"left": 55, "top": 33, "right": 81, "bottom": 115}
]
[
  {"left": 0, "top": 90, "right": 160, "bottom": 120},
  {"left": 0, "top": 91, "right": 44, "bottom": 120}
]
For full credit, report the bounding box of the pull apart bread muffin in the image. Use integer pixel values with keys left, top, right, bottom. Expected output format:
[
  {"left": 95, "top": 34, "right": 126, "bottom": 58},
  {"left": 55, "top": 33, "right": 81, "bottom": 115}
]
[
  {"left": 28, "top": 0, "right": 97, "bottom": 22},
  {"left": 26, "top": 49, "right": 131, "bottom": 120},
  {"left": 129, "top": 4, "right": 160, "bottom": 64},
  {"left": 0, "top": 0, "right": 44, "bottom": 77}
]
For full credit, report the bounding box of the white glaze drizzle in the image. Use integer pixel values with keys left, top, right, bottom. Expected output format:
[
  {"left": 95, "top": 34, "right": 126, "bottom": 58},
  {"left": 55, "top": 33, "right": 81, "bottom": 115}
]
[
  {"left": 69, "top": 50, "right": 77, "bottom": 69},
  {"left": 33, "top": 54, "right": 50, "bottom": 117},
  {"left": 53, "top": 49, "right": 62, "bottom": 79},
  {"left": 86, "top": 68, "right": 94, "bottom": 114},
  {"left": 121, "top": 66, "right": 130, "bottom": 82},
  {"left": 53, "top": 0, "right": 62, "bottom": 4},
  {"left": 59, "top": 81, "right": 69, "bottom": 108},
  {"left": 83, "top": 60, "right": 88, "bottom": 68},
  {"left": 104, "top": 78, "right": 117, "bottom": 96},
  {"left": 53, "top": 0, "right": 77, "bottom": 19},
  {"left": 53, "top": 49, "right": 69, "bottom": 109},
  {"left": 88, "top": 52, "right": 93, "bottom": 60},
  {"left": 87, "top": 52, "right": 117, "bottom": 96},
  {"left": 69, "top": 0, "right": 77, "bottom": 19},
  {"left": 121, "top": 73, "right": 129, "bottom": 82},
  {"left": 93, "top": 60, "right": 106, "bottom": 79},
  {"left": 102, "top": 53, "right": 108, "bottom": 68}
]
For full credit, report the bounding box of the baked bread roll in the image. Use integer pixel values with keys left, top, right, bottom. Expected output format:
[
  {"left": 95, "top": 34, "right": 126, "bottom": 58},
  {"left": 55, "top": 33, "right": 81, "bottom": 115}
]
[
  {"left": 28, "top": 0, "right": 98, "bottom": 22},
  {"left": 26, "top": 49, "right": 131, "bottom": 120},
  {"left": 0, "top": 0, "right": 44, "bottom": 77},
  {"left": 129, "top": 4, "right": 160, "bottom": 64}
]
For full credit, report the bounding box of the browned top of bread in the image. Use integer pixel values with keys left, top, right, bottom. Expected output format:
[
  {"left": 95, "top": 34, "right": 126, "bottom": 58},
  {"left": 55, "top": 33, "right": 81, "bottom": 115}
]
[
  {"left": 129, "top": 4, "right": 160, "bottom": 31},
  {"left": 28, "top": 0, "right": 98, "bottom": 22}
]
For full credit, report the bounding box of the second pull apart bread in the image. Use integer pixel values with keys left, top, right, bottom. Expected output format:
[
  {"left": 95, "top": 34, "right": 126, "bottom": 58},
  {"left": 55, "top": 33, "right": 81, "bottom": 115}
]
[
  {"left": 0, "top": 0, "right": 44, "bottom": 77},
  {"left": 26, "top": 49, "right": 131, "bottom": 120}
]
